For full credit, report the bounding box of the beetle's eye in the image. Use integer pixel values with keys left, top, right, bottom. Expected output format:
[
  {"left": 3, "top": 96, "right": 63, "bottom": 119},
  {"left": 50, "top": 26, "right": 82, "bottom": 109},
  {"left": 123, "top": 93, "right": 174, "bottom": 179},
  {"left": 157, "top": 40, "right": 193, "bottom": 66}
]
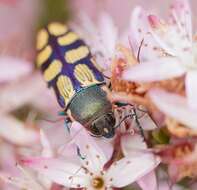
[
  {"left": 106, "top": 113, "right": 116, "bottom": 125},
  {"left": 90, "top": 123, "right": 101, "bottom": 136}
]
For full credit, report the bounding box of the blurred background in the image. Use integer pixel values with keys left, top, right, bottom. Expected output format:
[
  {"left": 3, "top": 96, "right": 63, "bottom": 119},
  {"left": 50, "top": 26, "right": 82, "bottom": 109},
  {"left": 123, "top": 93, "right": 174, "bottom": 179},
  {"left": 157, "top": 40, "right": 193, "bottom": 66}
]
[
  {"left": 0, "top": 0, "right": 196, "bottom": 189},
  {"left": 0, "top": 0, "right": 196, "bottom": 63}
]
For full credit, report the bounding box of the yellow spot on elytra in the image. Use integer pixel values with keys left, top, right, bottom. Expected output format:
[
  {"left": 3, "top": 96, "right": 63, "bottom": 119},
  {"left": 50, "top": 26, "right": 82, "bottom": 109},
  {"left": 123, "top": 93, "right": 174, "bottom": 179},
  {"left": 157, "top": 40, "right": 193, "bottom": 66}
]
[
  {"left": 58, "top": 32, "right": 79, "bottom": 46},
  {"left": 43, "top": 60, "right": 62, "bottom": 82},
  {"left": 65, "top": 46, "right": 89, "bottom": 64},
  {"left": 36, "top": 45, "right": 52, "bottom": 67},
  {"left": 48, "top": 22, "right": 68, "bottom": 36},
  {"left": 36, "top": 29, "right": 49, "bottom": 50},
  {"left": 74, "top": 64, "right": 99, "bottom": 86},
  {"left": 56, "top": 75, "right": 75, "bottom": 106}
]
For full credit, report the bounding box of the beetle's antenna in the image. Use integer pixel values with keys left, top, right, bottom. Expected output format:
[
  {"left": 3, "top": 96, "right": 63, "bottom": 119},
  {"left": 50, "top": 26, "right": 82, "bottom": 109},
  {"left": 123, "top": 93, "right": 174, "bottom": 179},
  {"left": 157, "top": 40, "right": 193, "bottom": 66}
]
[
  {"left": 132, "top": 108, "right": 145, "bottom": 137},
  {"left": 103, "top": 75, "right": 111, "bottom": 79},
  {"left": 114, "top": 108, "right": 145, "bottom": 137},
  {"left": 114, "top": 114, "right": 133, "bottom": 129}
]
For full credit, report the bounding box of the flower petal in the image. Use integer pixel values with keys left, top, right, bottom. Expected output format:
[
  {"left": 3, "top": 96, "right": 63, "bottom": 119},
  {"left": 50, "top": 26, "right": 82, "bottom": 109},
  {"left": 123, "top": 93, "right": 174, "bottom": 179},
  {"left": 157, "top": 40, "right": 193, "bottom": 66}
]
[
  {"left": 149, "top": 88, "right": 197, "bottom": 129},
  {"left": 130, "top": 6, "right": 149, "bottom": 48},
  {"left": 40, "top": 129, "right": 53, "bottom": 157},
  {"left": 0, "top": 73, "right": 46, "bottom": 112},
  {"left": 0, "top": 56, "right": 32, "bottom": 82},
  {"left": 0, "top": 171, "right": 44, "bottom": 190},
  {"left": 22, "top": 157, "right": 89, "bottom": 188},
  {"left": 122, "top": 58, "right": 185, "bottom": 82},
  {"left": 70, "top": 122, "right": 111, "bottom": 173},
  {"left": 105, "top": 153, "right": 159, "bottom": 188},
  {"left": 185, "top": 71, "right": 197, "bottom": 109},
  {"left": 137, "top": 171, "right": 157, "bottom": 190},
  {"left": 73, "top": 12, "right": 117, "bottom": 73},
  {"left": 129, "top": 7, "right": 161, "bottom": 61},
  {"left": 0, "top": 114, "right": 38, "bottom": 145},
  {"left": 137, "top": 113, "right": 158, "bottom": 130},
  {"left": 121, "top": 134, "right": 147, "bottom": 157},
  {"left": 133, "top": 108, "right": 158, "bottom": 130},
  {"left": 98, "top": 12, "right": 118, "bottom": 58},
  {"left": 170, "top": 0, "right": 192, "bottom": 40}
]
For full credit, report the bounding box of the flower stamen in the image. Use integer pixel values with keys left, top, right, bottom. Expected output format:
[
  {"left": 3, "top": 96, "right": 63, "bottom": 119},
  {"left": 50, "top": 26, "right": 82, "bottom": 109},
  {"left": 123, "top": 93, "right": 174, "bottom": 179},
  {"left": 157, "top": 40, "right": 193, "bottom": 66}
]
[{"left": 91, "top": 177, "right": 104, "bottom": 189}]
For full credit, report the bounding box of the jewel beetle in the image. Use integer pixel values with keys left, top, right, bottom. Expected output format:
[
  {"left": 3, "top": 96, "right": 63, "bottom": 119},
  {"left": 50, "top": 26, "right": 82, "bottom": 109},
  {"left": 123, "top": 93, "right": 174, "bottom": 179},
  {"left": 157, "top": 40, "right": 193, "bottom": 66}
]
[{"left": 36, "top": 22, "right": 145, "bottom": 138}]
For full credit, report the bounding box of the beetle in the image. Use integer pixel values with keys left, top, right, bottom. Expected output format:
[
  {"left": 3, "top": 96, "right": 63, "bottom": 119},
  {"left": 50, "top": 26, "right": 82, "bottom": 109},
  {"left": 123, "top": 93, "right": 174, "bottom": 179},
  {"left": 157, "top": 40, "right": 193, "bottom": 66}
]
[{"left": 36, "top": 22, "right": 144, "bottom": 138}]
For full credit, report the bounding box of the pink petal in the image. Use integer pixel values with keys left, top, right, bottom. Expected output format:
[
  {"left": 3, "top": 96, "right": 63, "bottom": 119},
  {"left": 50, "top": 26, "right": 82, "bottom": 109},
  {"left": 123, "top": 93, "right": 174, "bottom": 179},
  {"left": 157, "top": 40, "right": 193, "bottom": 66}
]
[
  {"left": 74, "top": 12, "right": 117, "bottom": 72},
  {"left": 132, "top": 109, "right": 158, "bottom": 130},
  {"left": 22, "top": 157, "right": 89, "bottom": 188},
  {"left": 0, "top": 114, "right": 39, "bottom": 145},
  {"left": 129, "top": 7, "right": 160, "bottom": 61},
  {"left": 0, "top": 172, "right": 44, "bottom": 190},
  {"left": 121, "top": 134, "right": 147, "bottom": 157},
  {"left": 185, "top": 71, "right": 197, "bottom": 109},
  {"left": 0, "top": 144, "right": 16, "bottom": 172},
  {"left": 149, "top": 88, "right": 197, "bottom": 129},
  {"left": 122, "top": 58, "right": 185, "bottom": 82},
  {"left": 148, "top": 15, "right": 162, "bottom": 29},
  {"left": 98, "top": 12, "right": 118, "bottom": 58},
  {"left": 94, "top": 138, "right": 113, "bottom": 162},
  {"left": 0, "top": 73, "right": 46, "bottom": 112},
  {"left": 70, "top": 122, "right": 111, "bottom": 173},
  {"left": 0, "top": 56, "right": 32, "bottom": 82},
  {"left": 40, "top": 129, "right": 53, "bottom": 157},
  {"left": 170, "top": 0, "right": 192, "bottom": 40},
  {"left": 130, "top": 6, "right": 149, "bottom": 51},
  {"left": 106, "top": 153, "right": 159, "bottom": 188},
  {"left": 137, "top": 171, "right": 157, "bottom": 190}
]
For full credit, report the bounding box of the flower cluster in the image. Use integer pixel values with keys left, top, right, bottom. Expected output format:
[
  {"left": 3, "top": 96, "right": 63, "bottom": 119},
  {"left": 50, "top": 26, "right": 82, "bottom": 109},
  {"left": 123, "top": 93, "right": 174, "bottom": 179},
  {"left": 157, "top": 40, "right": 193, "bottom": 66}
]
[{"left": 0, "top": 0, "right": 197, "bottom": 190}]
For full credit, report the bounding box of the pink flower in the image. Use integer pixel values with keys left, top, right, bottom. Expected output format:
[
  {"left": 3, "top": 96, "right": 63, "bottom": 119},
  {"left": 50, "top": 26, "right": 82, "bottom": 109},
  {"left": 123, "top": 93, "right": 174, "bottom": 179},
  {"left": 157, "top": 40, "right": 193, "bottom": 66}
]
[
  {"left": 22, "top": 122, "right": 159, "bottom": 189},
  {"left": 0, "top": 129, "right": 60, "bottom": 190},
  {"left": 122, "top": 0, "right": 197, "bottom": 109}
]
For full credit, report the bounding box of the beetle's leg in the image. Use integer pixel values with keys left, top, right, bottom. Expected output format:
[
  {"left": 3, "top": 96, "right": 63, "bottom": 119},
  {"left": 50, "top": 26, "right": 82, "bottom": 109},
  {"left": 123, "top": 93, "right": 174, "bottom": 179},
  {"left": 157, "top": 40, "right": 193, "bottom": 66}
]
[
  {"left": 64, "top": 115, "right": 86, "bottom": 159},
  {"left": 77, "top": 147, "right": 86, "bottom": 160},
  {"left": 131, "top": 107, "right": 145, "bottom": 138},
  {"left": 64, "top": 119, "right": 71, "bottom": 133},
  {"left": 62, "top": 112, "right": 86, "bottom": 159},
  {"left": 63, "top": 113, "right": 72, "bottom": 133},
  {"left": 108, "top": 82, "right": 112, "bottom": 90}
]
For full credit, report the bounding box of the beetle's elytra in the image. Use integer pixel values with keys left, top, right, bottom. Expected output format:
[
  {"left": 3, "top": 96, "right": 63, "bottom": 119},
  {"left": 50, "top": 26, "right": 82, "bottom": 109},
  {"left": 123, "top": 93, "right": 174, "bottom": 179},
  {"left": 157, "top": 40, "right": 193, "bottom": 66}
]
[{"left": 36, "top": 22, "right": 116, "bottom": 138}]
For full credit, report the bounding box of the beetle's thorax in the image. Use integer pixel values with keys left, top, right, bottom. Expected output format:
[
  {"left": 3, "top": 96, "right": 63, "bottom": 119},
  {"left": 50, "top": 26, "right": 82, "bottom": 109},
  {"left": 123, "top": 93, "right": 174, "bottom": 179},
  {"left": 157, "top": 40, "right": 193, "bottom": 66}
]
[{"left": 68, "top": 85, "right": 112, "bottom": 125}]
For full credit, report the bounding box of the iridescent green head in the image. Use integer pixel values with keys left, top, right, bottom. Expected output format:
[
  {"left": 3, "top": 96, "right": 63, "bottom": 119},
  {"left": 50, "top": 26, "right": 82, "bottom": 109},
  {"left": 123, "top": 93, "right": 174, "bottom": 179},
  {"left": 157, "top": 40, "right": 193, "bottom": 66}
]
[{"left": 68, "top": 85, "right": 116, "bottom": 138}]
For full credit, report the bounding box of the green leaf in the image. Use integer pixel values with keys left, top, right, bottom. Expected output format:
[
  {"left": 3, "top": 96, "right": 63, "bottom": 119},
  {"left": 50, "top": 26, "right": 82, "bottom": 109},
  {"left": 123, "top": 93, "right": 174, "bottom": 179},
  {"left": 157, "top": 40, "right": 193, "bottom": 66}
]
[{"left": 152, "top": 128, "right": 170, "bottom": 144}]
